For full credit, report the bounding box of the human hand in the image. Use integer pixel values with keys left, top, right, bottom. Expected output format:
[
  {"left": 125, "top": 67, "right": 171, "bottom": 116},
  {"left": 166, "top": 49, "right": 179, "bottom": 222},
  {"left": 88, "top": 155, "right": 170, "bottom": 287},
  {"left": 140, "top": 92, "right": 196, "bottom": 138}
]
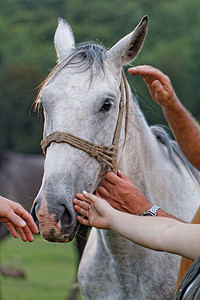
[
  {"left": 128, "top": 65, "right": 179, "bottom": 108},
  {"left": 96, "top": 170, "right": 151, "bottom": 215},
  {"left": 73, "top": 191, "right": 115, "bottom": 229},
  {"left": 0, "top": 196, "right": 38, "bottom": 242}
]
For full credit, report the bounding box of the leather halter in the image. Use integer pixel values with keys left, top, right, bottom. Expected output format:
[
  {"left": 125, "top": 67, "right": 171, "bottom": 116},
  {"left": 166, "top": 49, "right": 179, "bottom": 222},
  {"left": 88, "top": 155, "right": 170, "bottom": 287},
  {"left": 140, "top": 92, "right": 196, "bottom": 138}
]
[{"left": 40, "top": 70, "right": 129, "bottom": 174}]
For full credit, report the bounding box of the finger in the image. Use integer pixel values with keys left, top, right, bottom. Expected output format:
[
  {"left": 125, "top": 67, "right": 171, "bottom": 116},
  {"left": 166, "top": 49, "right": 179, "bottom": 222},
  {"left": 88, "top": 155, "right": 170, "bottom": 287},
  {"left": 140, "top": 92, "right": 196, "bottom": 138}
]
[
  {"left": 95, "top": 190, "right": 102, "bottom": 198},
  {"left": 4, "top": 222, "right": 18, "bottom": 238},
  {"left": 127, "top": 67, "right": 139, "bottom": 75},
  {"left": 105, "top": 170, "right": 132, "bottom": 186},
  {"left": 128, "top": 65, "right": 155, "bottom": 75},
  {"left": 18, "top": 225, "right": 35, "bottom": 242},
  {"left": 75, "top": 193, "right": 91, "bottom": 204},
  {"left": 117, "top": 171, "right": 133, "bottom": 184},
  {"left": 76, "top": 215, "right": 90, "bottom": 226},
  {"left": 16, "top": 210, "right": 38, "bottom": 234},
  {"left": 10, "top": 203, "right": 38, "bottom": 233},
  {"left": 101, "top": 178, "right": 114, "bottom": 192},
  {"left": 74, "top": 204, "right": 89, "bottom": 218},
  {"left": 150, "top": 78, "right": 163, "bottom": 90},
  {"left": 128, "top": 66, "right": 170, "bottom": 86},
  {"left": 73, "top": 199, "right": 90, "bottom": 211},
  {"left": 117, "top": 169, "right": 123, "bottom": 178},
  {"left": 16, "top": 226, "right": 30, "bottom": 242},
  {"left": 128, "top": 65, "right": 159, "bottom": 80},
  {"left": 82, "top": 192, "right": 101, "bottom": 204},
  {"left": 104, "top": 171, "right": 120, "bottom": 185},
  {"left": 97, "top": 186, "right": 110, "bottom": 198},
  {"left": 6, "top": 212, "right": 26, "bottom": 228},
  {"left": 75, "top": 193, "right": 85, "bottom": 200},
  {"left": 28, "top": 223, "right": 38, "bottom": 235},
  {"left": 21, "top": 219, "right": 38, "bottom": 235}
]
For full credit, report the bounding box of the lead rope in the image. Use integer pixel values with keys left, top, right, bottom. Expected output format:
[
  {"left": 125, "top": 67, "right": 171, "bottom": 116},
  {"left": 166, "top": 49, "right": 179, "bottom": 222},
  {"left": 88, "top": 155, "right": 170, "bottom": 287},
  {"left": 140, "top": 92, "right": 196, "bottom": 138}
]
[{"left": 40, "top": 69, "right": 129, "bottom": 174}]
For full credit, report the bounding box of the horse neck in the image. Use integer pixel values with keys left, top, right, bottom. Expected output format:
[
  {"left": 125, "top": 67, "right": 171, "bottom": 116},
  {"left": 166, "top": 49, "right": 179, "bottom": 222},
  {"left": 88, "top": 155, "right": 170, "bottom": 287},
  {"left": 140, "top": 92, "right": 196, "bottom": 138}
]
[{"left": 118, "top": 89, "right": 157, "bottom": 194}]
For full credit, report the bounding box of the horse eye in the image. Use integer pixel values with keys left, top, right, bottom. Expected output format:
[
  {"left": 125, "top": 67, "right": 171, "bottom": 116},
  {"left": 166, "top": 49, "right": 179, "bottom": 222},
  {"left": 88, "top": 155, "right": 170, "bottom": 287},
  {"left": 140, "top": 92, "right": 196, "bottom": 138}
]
[{"left": 101, "top": 99, "right": 113, "bottom": 112}]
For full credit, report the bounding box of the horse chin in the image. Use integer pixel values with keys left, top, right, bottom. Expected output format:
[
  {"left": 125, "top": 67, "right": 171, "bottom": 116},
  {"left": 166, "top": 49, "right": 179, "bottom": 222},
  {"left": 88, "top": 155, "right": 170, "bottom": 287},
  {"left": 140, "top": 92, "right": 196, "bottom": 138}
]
[
  {"left": 41, "top": 232, "right": 74, "bottom": 243},
  {"left": 39, "top": 224, "right": 78, "bottom": 243}
]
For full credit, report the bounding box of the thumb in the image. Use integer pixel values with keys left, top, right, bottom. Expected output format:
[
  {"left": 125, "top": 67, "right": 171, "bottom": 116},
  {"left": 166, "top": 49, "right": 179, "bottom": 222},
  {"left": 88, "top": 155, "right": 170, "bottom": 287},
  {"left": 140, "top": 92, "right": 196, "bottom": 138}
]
[
  {"left": 8, "top": 213, "right": 26, "bottom": 227},
  {"left": 152, "top": 80, "right": 163, "bottom": 92},
  {"left": 117, "top": 169, "right": 132, "bottom": 183},
  {"left": 117, "top": 169, "right": 123, "bottom": 178}
]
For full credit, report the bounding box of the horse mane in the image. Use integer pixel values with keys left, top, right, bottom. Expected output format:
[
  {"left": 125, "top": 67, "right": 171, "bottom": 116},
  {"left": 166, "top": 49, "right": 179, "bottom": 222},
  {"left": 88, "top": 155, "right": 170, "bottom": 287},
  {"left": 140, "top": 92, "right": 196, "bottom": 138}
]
[{"left": 150, "top": 125, "right": 200, "bottom": 182}]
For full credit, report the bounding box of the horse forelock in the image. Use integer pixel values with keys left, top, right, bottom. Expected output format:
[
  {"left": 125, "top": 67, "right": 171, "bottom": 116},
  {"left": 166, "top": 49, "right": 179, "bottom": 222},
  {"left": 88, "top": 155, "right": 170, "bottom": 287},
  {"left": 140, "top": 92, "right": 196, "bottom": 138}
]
[
  {"left": 150, "top": 125, "right": 200, "bottom": 182},
  {"left": 35, "top": 42, "right": 107, "bottom": 108}
]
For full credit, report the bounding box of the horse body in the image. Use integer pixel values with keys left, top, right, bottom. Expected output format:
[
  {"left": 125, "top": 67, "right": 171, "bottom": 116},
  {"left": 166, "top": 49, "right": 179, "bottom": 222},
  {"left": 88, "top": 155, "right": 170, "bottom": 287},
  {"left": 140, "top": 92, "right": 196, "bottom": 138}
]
[
  {"left": 78, "top": 101, "right": 200, "bottom": 299},
  {"left": 31, "top": 17, "right": 200, "bottom": 299}
]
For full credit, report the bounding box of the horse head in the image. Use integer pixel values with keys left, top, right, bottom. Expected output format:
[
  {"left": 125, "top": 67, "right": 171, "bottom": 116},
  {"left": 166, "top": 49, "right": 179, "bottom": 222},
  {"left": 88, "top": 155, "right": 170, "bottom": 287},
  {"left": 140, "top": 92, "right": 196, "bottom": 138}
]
[{"left": 31, "top": 16, "right": 148, "bottom": 243}]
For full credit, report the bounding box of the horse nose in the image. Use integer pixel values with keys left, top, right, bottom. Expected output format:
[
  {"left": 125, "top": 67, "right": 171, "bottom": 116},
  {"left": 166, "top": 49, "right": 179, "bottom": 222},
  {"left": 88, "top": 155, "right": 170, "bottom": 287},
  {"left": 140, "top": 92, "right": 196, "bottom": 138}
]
[
  {"left": 31, "top": 196, "right": 74, "bottom": 228},
  {"left": 30, "top": 193, "right": 78, "bottom": 242}
]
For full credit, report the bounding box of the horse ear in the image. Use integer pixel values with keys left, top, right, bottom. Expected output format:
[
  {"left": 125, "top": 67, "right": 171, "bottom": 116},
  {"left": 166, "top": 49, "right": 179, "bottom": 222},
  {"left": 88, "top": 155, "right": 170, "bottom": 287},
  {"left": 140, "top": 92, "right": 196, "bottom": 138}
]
[
  {"left": 54, "top": 18, "right": 75, "bottom": 62},
  {"left": 107, "top": 16, "right": 148, "bottom": 66}
]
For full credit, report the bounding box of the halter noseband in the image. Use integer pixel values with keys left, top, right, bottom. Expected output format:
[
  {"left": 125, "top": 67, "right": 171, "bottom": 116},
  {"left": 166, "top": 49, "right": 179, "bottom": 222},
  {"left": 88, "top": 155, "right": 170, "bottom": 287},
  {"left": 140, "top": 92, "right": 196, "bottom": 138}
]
[{"left": 40, "top": 70, "right": 129, "bottom": 174}]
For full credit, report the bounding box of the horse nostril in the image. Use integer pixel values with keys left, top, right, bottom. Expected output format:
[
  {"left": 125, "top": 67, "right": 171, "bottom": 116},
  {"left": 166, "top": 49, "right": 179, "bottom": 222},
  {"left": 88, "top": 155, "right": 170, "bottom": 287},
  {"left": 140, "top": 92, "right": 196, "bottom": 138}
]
[
  {"left": 61, "top": 208, "right": 72, "bottom": 228},
  {"left": 30, "top": 203, "right": 39, "bottom": 229},
  {"left": 50, "top": 228, "right": 56, "bottom": 235}
]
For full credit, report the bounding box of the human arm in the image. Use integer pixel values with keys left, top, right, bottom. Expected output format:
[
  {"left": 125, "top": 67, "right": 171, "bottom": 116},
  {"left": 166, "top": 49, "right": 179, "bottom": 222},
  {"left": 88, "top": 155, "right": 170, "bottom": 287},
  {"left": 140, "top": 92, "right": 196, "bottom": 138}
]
[
  {"left": 128, "top": 65, "right": 200, "bottom": 170},
  {"left": 73, "top": 192, "right": 200, "bottom": 260},
  {"left": 0, "top": 196, "right": 38, "bottom": 242},
  {"left": 97, "top": 170, "right": 180, "bottom": 220}
]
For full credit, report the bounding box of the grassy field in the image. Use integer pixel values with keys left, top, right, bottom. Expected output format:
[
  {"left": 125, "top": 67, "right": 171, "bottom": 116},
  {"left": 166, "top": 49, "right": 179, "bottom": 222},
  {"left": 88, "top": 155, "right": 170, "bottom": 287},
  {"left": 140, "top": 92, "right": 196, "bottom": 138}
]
[{"left": 0, "top": 234, "right": 83, "bottom": 300}]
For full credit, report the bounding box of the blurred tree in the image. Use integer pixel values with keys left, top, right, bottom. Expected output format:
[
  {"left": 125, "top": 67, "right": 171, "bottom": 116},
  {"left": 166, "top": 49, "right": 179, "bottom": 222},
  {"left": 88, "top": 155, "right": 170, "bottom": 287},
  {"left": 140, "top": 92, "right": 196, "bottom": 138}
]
[{"left": 0, "top": 0, "right": 200, "bottom": 153}]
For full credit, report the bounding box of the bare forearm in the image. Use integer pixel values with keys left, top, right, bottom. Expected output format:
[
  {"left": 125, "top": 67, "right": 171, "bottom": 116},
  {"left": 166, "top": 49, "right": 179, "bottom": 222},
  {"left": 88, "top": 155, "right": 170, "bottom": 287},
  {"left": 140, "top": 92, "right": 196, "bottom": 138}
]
[
  {"left": 110, "top": 211, "right": 200, "bottom": 260},
  {"left": 162, "top": 98, "right": 200, "bottom": 170},
  {"left": 128, "top": 65, "right": 200, "bottom": 170}
]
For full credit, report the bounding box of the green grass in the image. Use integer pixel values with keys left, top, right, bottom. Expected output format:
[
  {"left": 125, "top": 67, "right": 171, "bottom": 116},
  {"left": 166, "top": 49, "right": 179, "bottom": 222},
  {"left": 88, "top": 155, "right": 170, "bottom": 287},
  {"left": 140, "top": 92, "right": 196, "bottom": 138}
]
[{"left": 0, "top": 234, "right": 83, "bottom": 300}]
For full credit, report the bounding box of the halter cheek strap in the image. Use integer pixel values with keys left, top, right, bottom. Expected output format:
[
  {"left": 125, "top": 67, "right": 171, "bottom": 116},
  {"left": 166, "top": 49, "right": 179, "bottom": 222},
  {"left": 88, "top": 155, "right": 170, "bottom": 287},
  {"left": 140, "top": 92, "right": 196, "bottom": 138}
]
[{"left": 40, "top": 70, "right": 129, "bottom": 174}]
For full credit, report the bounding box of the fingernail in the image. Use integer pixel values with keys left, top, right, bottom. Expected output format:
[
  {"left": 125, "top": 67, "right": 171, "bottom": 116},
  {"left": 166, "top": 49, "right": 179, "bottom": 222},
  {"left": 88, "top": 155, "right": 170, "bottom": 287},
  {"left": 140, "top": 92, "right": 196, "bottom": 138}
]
[{"left": 83, "top": 190, "right": 87, "bottom": 195}]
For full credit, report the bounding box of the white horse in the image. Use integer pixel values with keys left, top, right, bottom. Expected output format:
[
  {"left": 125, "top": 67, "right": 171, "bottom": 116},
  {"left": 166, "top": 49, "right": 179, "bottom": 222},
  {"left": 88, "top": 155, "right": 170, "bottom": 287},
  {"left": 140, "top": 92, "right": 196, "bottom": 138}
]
[{"left": 31, "top": 16, "right": 200, "bottom": 299}]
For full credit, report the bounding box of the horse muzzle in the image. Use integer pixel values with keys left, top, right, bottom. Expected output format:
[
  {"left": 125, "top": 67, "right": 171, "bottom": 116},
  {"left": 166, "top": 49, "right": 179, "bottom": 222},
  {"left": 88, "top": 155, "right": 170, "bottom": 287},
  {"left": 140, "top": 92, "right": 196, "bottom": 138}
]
[{"left": 31, "top": 192, "right": 79, "bottom": 243}]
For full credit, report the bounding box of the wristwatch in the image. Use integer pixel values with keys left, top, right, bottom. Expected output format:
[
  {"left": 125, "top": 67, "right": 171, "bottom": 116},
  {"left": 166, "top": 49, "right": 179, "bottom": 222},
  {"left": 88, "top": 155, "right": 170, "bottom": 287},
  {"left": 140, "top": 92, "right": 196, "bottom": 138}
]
[{"left": 141, "top": 205, "right": 160, "bottom": 216}]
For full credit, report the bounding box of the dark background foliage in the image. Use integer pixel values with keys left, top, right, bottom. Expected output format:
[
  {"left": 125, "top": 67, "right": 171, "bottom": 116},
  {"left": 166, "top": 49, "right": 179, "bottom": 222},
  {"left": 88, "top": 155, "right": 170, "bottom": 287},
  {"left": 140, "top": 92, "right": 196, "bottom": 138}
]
[{"left": 1, "top": 0, "right": 200, "bottom": 153}]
